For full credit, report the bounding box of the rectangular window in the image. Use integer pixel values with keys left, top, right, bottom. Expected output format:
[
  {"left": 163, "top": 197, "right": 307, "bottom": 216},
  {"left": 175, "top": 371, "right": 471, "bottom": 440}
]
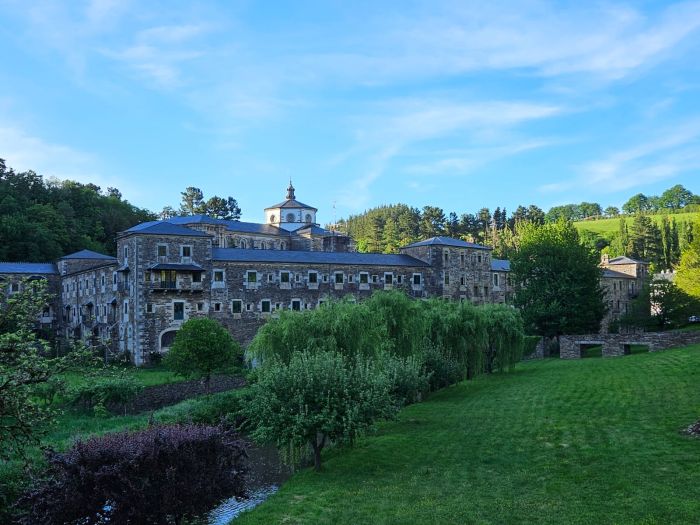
[
  {"left": 460, "top": 254, "right": 465, "bottom": 267},
  {"left": 246, "top": 303, "right": 252, "bottom": 312},
  {"left": 474, "top": 285, "right": 479, "bottom": 296},
  {"left": 214, "top": 270, "right": 224, "bottom": 282},
  {"left": 157, "top": 245, "right": 167, "bottom": 257},
  {"left": 477, "top": 254, "right": 482, "bottom": 263},
  {"left": 384, "top": 273, "right": 393, "bottom": 285},
  {"left": 280, "top": 271, "right": 290, "bottom": 283},
  {"left": 214, "top": 302, "right": 222, "bottom": 312},
  {"left": 484, "top": 286, "right": 489, "bottom": 296},
  {"left": 10, "top": 282, "right": 20, "bottom": 293},
  {"left": 460, "top": 276, "right": 465, "bottom": 286},
  {"left": 291, "top": 299, "right": 301, "bottom": 311},
  {"left": 396, "top": 275, "right": 403, "bottom": 284},
  {"left": 359, "top": 272, "right": 369, "bottom": 284},
  {"left": 124, "top": 246, "right": 129, "bottom": 259},
  {"left": 192, "top": 271, "right": 202, "bottom": 283},
  {"left": 261, "top": 300, "right": 271, "bottom": 313},
  {"left": 101, "top": 275, "right": 105, "bottom": 286},
  {"left": 444, "top": 251, "right": 449, "bottom": 264},
  {"left": 173, "top": 302, "right": 184, "bottom": 320},
  {"left": 413, "top": 273, "right": 422, "bottom": 286},
  {"left": 372, "top": 275, "right": 378, "bottom": 284},
  {"left": 334, "top": 272, "right": 343, "bottom": 284},
  {"left": 323, "top": 274, "right": 328, "bottom": 282},
  {"left": 295, "top": 273, "right": 301, "bottom": 283},
  {"left": 145, "top": 271, "right": 151, "bottom": 282},
  {"left": 493, "top": 273, "right": 499, "bottom": 286},
  {"left": 246, "top": 271, "right": 257, "bottom": 283},
  {"left": 146, "top": 303, "right": 153, "bottom": 313},
  {"left": 181, "top": 246, "right": 191, "bottom": 258},
  {"left": 348, "top": 274, "right": 354, "bottom": 283},
  {"left": 308, "top": 271, "right": 318, "bottom": 284},
  {"left": 444, "top": 274, "right": 449, "bottom": 285},
  {"left": 197, "top": 302, "right": 204, "bottom": 311},
  {"left": 232, "top": 300, "right": 242, "bottom": 314}
]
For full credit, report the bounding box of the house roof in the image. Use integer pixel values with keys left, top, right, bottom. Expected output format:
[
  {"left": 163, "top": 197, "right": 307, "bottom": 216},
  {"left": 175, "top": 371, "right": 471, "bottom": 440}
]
[
  {"left": 212, "top": 248, "right": 429, "bottom": 267},
  {"left": 403, "top": 236, "right": 491, "bottom": 250},
  {"left": 60, "top": 249, "right": 116, "bottom": 261},
  {"left": 491, "top": 259, "right": 510, "bottom": 272},
  {"left": 601, "top": 269, "right": 636, "bottom": 279},
  {"left": 294, "top": 225, "right": 337, "bottom": 236},
  {"left": 124, "top": 221, "right": 211, "bottom": 237},
  {"left": 164, "top": 215, "right": 288, "bottom": 236},
  {"left": 264, "top": 199, "right": 318, "bottom": 211},
  {"left": 607, "top": 256, "right": 648, "bottom": 265},
  {"left": 0, "top": 262, "right": 58, "bottom": 274}
]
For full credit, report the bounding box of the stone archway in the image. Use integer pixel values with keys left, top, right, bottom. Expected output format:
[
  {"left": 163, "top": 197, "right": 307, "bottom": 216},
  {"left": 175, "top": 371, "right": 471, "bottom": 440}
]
[{"left": 159, "top": 329, "right": 178, "bottom": 352}]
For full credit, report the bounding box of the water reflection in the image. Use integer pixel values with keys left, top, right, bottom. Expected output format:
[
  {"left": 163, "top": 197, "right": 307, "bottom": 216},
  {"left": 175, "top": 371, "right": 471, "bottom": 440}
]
[{"left": 208, "top": 442, "right": 292, "bottom": 524}]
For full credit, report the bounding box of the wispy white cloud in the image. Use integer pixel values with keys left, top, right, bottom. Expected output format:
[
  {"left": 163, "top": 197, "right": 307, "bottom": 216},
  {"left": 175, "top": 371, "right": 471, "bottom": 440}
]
[
  {"left": 0, "top": 125, "right": 140, "bottom": 198},
  {"left": 541, "top": 119, "right": 700, "bottom": 193}
]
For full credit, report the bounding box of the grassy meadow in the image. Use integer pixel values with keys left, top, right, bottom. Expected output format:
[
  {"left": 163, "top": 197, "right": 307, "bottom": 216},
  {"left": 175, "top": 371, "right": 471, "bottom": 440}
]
[
  {"left": 574, "top": 211, "right": 700, "bottom": 236},
  {"left": 236, "top": 345, "right": 700, "bottom": 525}
]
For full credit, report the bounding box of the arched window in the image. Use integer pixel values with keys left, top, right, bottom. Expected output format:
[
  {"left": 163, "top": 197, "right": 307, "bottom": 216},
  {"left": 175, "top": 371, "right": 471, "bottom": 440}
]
[
  {"left": 240, "top": 239, "right": 247, "bottom": 249},
  {"left": 286, "top": 213, "right": 295, "bottom": 222},
  {"left": 160, "top": 330, "right": 178, "bottom": 351},
  {"left": 305, "top": 213, "right": 312, "bottom": 223}
]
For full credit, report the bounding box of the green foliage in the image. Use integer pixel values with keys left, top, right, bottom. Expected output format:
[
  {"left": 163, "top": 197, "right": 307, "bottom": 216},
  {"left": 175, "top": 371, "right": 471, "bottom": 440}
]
[
  {"left": 522, "top": 335, "right": 542, "bottom": 357},
  {"left": 164, "top": 318, "right": 242, "bottom": 390},
  {"left": 154, "top": 388, "right": 253, "bottom": 426},
  {"left": 480, "top": 303, "right": 525, "bottom": 372},
  {"left": 676, "top": 230, "right": 700, "bottom": 299},
  {"left": 243, "top": 350, "right": 394, "bottom": 471},
  {"left": 248, "top": 298, "right": 389, "bottom": 363},
  {"left": 0, "top": 159, "right": 155, "bottom": 261},
  {"left": 67, "top": 374, "right": 143, "bottom": 414},
  {"left": 511, "top": 220, "right": 606, "bottom": 337},
  {"left": 419, "top": 342, "right": 463, "bottom": 390},
  {"left": 377, "top": 352, "right": 430, "bottom": 408},
  {"left": 0, "top": 278, "right": 62, "bottom": 459},
  {"left": 364, "top": 290, "right": 425, "bottom": 357},
  {"left": 622, "top": 279, "right": 700, "bottom": 331}
]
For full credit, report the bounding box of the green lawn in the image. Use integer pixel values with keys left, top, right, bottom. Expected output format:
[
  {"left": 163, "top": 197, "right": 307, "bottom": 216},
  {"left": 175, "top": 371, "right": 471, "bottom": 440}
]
[
  {"left": 574, "top": 212, "right": 700, "bottom": 236},
  {"left": 236, "top": 346, "right": 700, "bottom": 525}
]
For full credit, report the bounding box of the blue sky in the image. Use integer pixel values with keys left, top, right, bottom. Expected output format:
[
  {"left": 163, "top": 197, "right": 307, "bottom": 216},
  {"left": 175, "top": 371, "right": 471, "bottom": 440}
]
[{"left": 1, "top": 1, "right": 700, "bottom": 224}]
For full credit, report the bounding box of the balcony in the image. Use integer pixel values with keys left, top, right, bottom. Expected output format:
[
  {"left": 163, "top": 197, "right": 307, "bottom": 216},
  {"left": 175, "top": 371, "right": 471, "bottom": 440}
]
[{"left": 149, "top": 281, "right": 203, "bottom": 293}]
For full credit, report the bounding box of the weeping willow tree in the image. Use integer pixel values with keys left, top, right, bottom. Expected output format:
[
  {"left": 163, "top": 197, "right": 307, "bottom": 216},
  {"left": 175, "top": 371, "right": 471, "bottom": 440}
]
[
  {"left": 365, "top": 290, "right": 426, "bottom": 357},
  {"left": 480, "top": 304, "right": 524, "bottom": 373},
  {"left": 418, "top": 300, "right": 489, "bottom": 380},
  {"left": 247, "top": 297, "right": 389, "bottom": 364}
]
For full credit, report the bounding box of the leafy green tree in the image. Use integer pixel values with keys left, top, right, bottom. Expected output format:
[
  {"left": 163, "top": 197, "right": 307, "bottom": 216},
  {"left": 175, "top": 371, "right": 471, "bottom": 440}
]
[
  {"left": 659, "top": 184, "right": 694, "bottom": 210},
  {"left": 243, "top": 349, "right": 393, "bottom": 471},
  {"left": 622, "top": 279, "right": 700, "bottom": 331},
  {"left": 676, "top": 232, "right": 700, "bottom": 299},
  {"left": 420, "top": 206, "right": 446, "bottom": 238},
  {"left": 511, "top": 220, "right": 606, "bottom": 338},
  {"left": 164, "top": 318, "right": 241, "bottom": 392},
  {"left": 605, "top": 206, "right": 620, "bottom": 217},
  {"left": 622, "top": 193, "right": 650, "bottom": 214},
  {"left": 0, "top": 278, "right": 58, "bottom": 459}
]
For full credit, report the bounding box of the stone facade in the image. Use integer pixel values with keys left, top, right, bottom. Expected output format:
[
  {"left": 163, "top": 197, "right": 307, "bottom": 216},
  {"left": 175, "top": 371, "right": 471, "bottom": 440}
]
[
  {"left": 1, "top": 185, "right": 515, "bottom": 365},
  {"left": 599, "top": 255, "right": 649, "bottom": 332},
  {"left": 560, "top": 331, "right": 700, "bottom": 359}
]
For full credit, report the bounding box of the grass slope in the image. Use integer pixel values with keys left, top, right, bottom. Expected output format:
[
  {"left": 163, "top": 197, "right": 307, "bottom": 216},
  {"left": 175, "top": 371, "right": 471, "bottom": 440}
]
[
  {"left": 574, "top": 212, "right": 700, "bottom": 236},
  {"left": 237, "top": 346, "right": 700, "bottom": 525}
]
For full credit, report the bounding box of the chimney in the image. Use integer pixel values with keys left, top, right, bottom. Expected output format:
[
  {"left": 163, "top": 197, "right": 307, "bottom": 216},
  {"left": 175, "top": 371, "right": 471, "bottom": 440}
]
[{"left": 601, "top": 253, "right": 610, "bottom": 265}]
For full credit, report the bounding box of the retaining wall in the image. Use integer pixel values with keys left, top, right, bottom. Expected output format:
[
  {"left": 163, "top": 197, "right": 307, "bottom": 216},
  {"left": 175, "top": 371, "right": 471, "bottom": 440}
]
[{"left": 560, "top": 331, "right": 700, "bottom": 359}]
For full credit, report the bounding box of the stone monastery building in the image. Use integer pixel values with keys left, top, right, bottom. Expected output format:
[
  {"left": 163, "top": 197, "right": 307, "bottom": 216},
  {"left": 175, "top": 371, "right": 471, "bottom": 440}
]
[{"left": 0, "top": 183, "right": 645, "bottom": 365}]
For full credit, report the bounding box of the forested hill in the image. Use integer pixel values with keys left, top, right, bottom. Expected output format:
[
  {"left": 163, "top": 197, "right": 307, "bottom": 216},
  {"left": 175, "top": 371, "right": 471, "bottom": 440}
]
[{"left": 0, "top": 160, "right": 156, "bottom": 262}]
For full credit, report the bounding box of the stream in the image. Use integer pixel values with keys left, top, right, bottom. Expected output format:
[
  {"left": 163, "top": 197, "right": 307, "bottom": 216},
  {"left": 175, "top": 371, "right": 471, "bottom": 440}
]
[{"left": 208, "top": 442, "right": 292, "bottom": 524}]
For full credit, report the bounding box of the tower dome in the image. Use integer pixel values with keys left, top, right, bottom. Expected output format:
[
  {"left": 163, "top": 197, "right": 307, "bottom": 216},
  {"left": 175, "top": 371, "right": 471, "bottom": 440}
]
[{"left": 264, "top": 181, "right": 318, "bottom": 231}]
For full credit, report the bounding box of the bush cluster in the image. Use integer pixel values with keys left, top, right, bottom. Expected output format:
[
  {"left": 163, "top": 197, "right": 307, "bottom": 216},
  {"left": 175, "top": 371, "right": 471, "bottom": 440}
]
[
  {"left": 17, "top": 424, "right": 247, "bottom": 525},
  {"left": 68, "top": 373, "right": 143, "bottom": 415}
]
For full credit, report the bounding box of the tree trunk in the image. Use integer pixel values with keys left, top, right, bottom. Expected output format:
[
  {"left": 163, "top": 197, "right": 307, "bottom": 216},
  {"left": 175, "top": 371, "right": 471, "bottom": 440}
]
[{"left": 311, "top": 434, "right": 324, "bottom": 471}]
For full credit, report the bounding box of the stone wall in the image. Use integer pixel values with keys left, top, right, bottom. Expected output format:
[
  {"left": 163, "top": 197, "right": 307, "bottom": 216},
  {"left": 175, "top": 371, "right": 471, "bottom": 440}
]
[{"left": 560, "top": 331, "right": 700, "bottom": 359}]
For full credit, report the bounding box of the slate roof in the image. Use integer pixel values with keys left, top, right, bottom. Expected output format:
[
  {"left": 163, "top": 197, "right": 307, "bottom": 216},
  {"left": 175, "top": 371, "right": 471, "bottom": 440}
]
[
  {"left": 0, "top": 262, "right": 58, "bottom": 274},
  {"left": 403, "top": 236, "right": 491, "bottom": 250},
  {"left": 295, "top": 225, "right": 337, "bottom": 236},
  {"left": 164, "top": 215, "right": 287, "bottom": 236},
  {"left": 60, "top": 249, "right": 116, "bottom": 261},
  {"left": 124, "top": 221, "right": 211, "bottom": 237},
  {"left": 602, "top": 268, "right": 636, "bottom": 279},
  {"left": 265, "top": 199, "right": 317, "bottom": 211},
  {"left": 491, "top": 259, "right": 510, "bottom": 272},
  {"left": 212, "top": 248, "right": 429, "bottom": 267},
  {"left": 607, "top": 256, "right": 648, "bottom": 265}
]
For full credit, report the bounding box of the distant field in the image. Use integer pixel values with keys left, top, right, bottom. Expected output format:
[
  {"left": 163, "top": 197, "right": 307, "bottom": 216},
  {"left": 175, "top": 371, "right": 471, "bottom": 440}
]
[
  {"left": 574, "top": 212, "right": 700, "bottom": 236},
  {"left": 237, "top": 345, "right": 700, "bottom": 525}
]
